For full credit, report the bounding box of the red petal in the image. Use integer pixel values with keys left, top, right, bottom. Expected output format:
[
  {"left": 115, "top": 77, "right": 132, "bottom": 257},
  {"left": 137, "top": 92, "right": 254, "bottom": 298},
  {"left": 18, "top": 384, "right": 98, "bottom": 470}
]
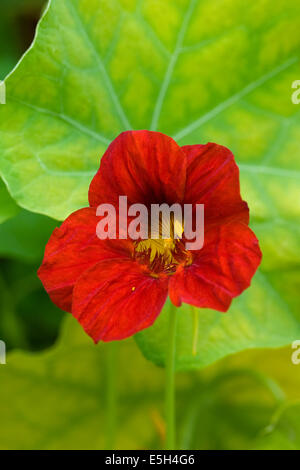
[
  {"left": 182, "top": 143, "right": 249, "bottom": 227},
  {"left": 72, "top": 259, "right": 169, "bottom": 342},
  {"left": 169, "top": 222, "right": 262, "bottom": 311},
  {"left": 38, "top": 207, "right": 133, "bottom": 312},
  {"left": 89, "top": 130, "right": 187, "bottom": 207}
]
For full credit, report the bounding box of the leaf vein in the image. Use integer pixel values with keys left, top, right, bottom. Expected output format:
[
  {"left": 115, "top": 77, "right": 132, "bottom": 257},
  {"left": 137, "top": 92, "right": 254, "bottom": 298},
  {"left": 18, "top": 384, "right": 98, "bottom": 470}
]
[
  {"left": 173, "top": 56, "right": 298, "bottom": 141},
  {"left": 67, "top": 0, "right": 132, "bottom": 130},
  {"left": 150, "top": 0, "right": 198, "bottom": 130}
]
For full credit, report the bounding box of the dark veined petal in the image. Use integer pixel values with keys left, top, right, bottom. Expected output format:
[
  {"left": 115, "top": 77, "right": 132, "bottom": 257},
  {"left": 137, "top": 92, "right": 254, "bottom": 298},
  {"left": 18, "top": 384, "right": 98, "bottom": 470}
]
[
  {"left": 89, "top": 130, "right": 187, "bottom": 208},
  {"left": 38, "top": 207, "right": 133, "bottom": 312},
  {"left": 72, "top": 259, "right": 169, "bottom": 342},
  {"left": 169, "top": 222, "right": 262, "bottom": 311},
  {"left": 182, "top": 143, "right": 249, "bottom": 228}
]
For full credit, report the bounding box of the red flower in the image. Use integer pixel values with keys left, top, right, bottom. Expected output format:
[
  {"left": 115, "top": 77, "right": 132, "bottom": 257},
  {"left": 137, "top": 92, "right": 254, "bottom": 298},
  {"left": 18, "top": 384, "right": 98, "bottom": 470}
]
[{"left": 38, "top": 131, "right": 262, "bottom": 342}]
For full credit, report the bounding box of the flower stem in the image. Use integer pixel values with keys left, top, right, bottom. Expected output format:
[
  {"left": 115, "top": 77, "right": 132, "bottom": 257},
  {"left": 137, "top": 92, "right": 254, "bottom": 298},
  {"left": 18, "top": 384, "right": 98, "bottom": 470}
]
[
  {"left": 191, "top": 306, "right": 199, "bottom": 356},
  {"left": 165, "top": 308, "right": 178, "bottom": 450},
  {"left": 105, "top": 341, "right": 118, "bottom": 450}
]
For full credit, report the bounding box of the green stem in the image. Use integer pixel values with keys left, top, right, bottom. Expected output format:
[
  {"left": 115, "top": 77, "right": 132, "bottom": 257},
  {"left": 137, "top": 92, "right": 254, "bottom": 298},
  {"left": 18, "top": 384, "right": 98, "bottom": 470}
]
[
  {"left": 191, "top": 306, "right": 199, "bottom": 356},
  {"left": 165, "top": 308, "right": 178, "bottom": 450},
  {"left": 105, "top": 341, "right": 118, "bottom": 450}
]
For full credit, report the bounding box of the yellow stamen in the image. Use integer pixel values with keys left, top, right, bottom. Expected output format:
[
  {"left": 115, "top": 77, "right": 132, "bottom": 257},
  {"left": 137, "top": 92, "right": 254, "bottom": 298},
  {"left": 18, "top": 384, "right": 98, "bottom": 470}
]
[{"left": 135, "top": 214, "right": 184, "bottom": 266}]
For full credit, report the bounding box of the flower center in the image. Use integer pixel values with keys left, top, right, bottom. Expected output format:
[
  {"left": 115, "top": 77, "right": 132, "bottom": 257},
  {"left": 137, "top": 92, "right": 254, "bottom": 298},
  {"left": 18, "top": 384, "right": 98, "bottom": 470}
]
[{"left": 133, "top": 214, "right": 192, "bottom": 275}]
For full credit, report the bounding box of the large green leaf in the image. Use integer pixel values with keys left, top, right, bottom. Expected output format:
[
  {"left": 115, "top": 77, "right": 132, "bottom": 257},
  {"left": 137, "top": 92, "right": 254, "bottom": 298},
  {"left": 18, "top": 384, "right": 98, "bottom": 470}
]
[
  {"left": 0, "top": 0, "right": 300, "bottom": 369},
  {"left": 136, "top": 271, "right": 300, "bottom": 369},
  {"left": 1, "top": 0, "right": 299, "bottom": 219}
]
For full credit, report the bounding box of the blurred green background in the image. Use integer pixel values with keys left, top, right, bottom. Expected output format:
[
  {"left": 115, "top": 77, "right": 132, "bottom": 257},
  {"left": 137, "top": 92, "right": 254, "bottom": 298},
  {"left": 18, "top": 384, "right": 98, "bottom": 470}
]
[{"left": 0, "top": 0, "right": 300, "bottom": 450}]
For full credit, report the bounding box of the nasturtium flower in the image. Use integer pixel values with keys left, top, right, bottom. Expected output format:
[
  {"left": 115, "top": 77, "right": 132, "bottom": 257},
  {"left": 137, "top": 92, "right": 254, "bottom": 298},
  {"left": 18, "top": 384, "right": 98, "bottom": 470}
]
[{"left": 38, "top": 130, "right": 262, "bottom": 342}]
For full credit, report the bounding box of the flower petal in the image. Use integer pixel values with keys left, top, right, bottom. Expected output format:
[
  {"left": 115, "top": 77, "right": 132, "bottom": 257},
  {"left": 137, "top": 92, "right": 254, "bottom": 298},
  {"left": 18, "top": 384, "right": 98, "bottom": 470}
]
[
  {"left": 169, "top": 222, "right": 262, "bottom": 311},
  {"left": 182, "top": 143, "right": 249, "bottom": 227},
  {"left": 89, "top": 130, "right": 187, "bottom": 207},
  {"left": 72, "top": 259, "right": 169, "bottom": 342},
  {"left": 38, "top": 207, "right": 133, "bottom": 312}
]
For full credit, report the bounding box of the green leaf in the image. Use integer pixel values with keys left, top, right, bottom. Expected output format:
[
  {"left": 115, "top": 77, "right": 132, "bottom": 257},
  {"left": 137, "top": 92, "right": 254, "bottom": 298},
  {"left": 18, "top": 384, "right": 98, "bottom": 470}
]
[
  {"left": 0, "top": 258, "right": 64, "bottom": 351},
  {"left": 178, "top": 370, "right": 279, "bottom": 450},
  {"left": 136, "top": 276, "right": 300, "bottom": 369},
  {"left": 251, "top": 403, "right": 300, "bottom": 450},
  {"left": 0, "top": 209, "right": 58, "bottom": 262},
  {"left": 209, "top": 346, "right": 300, "bottom": 402},
  {"left": 177, "top": 346, "right": 300, "bottom": 449},
  {"left": 0, "top": 0, "right": 300, "bottom": 368},
  {"left": 0, "top": 179, "right": 20, "bottom": 224},
  {"left": 1, "top": 0, "right": 299, "bottom": 220}
]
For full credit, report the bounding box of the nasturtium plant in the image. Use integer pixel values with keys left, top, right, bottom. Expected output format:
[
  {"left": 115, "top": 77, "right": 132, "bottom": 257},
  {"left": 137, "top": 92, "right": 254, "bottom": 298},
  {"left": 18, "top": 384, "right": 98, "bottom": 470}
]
[
  {"left": 0, "top": 0, "right": 300, "bottom": 369},
  {"left": 37, "top": 130, "right": 261, "bottom": 344}
]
